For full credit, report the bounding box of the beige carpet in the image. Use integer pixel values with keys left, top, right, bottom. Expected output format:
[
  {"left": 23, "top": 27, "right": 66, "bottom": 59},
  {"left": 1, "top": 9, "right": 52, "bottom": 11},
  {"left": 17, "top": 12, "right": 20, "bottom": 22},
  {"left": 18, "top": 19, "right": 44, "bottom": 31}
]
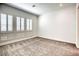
[{"left": 0, "top": 37, "right": 79, "bottom": 56}]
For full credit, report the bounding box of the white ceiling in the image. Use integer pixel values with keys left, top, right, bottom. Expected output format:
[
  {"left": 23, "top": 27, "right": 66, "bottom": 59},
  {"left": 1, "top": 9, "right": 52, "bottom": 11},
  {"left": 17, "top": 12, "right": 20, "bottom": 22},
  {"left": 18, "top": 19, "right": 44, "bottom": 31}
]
[{"left": 7, "top": 3, "right": 76, "bottom": 15}]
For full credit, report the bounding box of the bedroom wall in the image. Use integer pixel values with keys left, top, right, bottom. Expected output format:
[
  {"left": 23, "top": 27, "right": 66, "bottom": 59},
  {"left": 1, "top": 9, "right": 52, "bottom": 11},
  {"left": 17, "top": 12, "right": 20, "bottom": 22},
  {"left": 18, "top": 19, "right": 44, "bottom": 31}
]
[
  {"left": 38, "top": 5, "right": 76, "bottom": 44},
  {"left": 76, "top": 6, "right": 79, "bottom": 48},
  {"left": 0, "top": 4, "right": 38, "bottom": 44}
]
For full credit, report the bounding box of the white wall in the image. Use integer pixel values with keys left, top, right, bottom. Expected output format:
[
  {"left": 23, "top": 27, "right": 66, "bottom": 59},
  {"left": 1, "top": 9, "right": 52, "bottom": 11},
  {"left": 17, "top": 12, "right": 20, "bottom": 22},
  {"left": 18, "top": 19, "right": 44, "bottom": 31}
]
[
  {"left": 38, "top": 6, "right": 76, "bottom": 44},
  {"left": 76, "top": 7, "right": 79, "bottom": 48}
]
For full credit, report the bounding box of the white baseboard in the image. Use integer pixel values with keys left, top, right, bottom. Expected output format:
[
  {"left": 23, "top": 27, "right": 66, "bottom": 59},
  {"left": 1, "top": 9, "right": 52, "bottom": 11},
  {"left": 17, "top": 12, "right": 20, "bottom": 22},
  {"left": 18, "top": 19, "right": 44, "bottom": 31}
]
[
  {"left": 76, "top": 45, "right": 79, "bottom": 48},
  {"left": 39, "top": 36, "right": 76, "bottom": 44},
  {"left": 76, "top": 42, "right": 79, "bottom": 48},
  {"left": 0, "top": 35, "right": 37, "bottom": 46},
  {"left": 0, "top": 35, "right": 76, "bottom": 47}
]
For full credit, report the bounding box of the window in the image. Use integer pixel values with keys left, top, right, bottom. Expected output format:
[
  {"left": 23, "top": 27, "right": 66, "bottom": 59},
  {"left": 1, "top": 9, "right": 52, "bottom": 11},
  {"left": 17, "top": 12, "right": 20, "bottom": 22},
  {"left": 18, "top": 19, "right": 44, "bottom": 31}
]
[
  {"left": 0, "top": 13, "right": 13, "bottom": 32},
  {"left": 21, "top": 18, "right": 24, "bottom": 31},
  {"left": 26, "top": 19, "right": 32, "bottom": 31},
  {"left": 8, "top": 15, "right": 13, "bottom": 31},
  {"left": 16, "top": 17, "right": 20, "bottom": 31},
  {"left": 29, "top": 19, "right": 32, "bottom": 30},
  {"left": 1, "top": 13, "right": 13, "bottom": 32},
  {"left": 1, "top": 13, "right": 7, "bottom": 31},
  {"left": 26, "top": 19, "right": 30, "bottom": 31},
  {"left": 16, "top": 17, "right": 25, "bottom": 31}
]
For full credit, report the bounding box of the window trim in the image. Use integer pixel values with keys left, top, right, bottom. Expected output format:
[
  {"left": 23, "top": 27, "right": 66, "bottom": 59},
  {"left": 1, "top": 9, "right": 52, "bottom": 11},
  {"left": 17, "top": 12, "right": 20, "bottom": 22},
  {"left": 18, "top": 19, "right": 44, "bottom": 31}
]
[
  {"left": 16, "top": 17, "right": 26, "bottom": 32},
  {"left": 16, "top": 16, "right": 21, "bottom": 32},
  {"left": 0, "top": 13, "right": 7, "bottom": 33},
  {"left": 21, "top": 17, "right": 25, "bottom": 31},
  {"left": 29, "top": 19, "right": 32, "bottom": 31},
  {"left": 7, "top": 15, "right": 13, "bottom": 32},
  {"left": 0, "top": 13, "right": 13, "bottom": 33},
  {"left": 26, "top": 18, "right": 33, "bottom": 31},
  {"left": 26, "top": 18, "right": 30, "bottom": 31}
]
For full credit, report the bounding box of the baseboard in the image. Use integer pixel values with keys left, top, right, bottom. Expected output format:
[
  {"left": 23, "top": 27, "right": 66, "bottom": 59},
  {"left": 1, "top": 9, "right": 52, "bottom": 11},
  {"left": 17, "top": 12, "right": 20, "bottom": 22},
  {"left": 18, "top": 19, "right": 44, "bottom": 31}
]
[
  {"left": 0, "top": 35, "right": 37, "bottom": 46},
  {"left": 38, "top": 36, "right": 76, "bottom": 45},
  {"left": 76, "top": 45, "right": 79, "bottom": 48},
  {"left": 75, "top": 42, "right": 79, "bottom": 48},
  {"left": 0, "top": 35, "right": 76, "bottom": 47}
]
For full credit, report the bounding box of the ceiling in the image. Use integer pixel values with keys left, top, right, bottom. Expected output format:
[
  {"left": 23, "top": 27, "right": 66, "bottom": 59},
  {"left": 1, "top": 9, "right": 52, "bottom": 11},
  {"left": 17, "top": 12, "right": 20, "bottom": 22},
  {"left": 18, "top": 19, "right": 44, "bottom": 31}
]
[{"left": 6, "top": 3, "right": 76, "bottom": 16}]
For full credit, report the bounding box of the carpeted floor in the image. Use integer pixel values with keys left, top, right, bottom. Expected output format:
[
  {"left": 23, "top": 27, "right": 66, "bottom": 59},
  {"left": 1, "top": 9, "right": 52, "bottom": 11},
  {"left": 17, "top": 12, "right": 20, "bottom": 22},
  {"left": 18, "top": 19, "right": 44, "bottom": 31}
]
[{"left": 0, "top": 37, "right": 79, "bottom": 56}]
